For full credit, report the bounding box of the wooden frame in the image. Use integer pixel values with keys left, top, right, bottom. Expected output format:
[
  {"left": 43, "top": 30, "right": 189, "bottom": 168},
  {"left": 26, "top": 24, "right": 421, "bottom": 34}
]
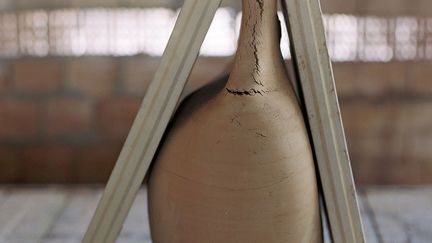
[
  {"left": 83, "top": 0, "right": 365, "bottom": 242},
  {"left": 281, "top": 0, "right": 365, "bottom": 242}
]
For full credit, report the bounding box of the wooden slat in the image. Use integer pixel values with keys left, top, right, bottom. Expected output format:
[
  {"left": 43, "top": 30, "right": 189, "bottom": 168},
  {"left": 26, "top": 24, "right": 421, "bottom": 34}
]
[
  {"left": 118, "top": 189, "right": 151, "bottom": 243},
  {"left": 1, "top": 186, "right": 432, "bottom": 242},
  {"left": 357, "top": 191, "right": 380, "bottom": 243},
  {"left": 280, "top": 0, "right": 365, "bottom": 242},
  {"left": 324, "top": 192, "right": 379, "bottom": 243},
  {"left": 44, "top": 188, "right": 102, "bottom": 242},
  {"left": 365, "top": 187, "right": 432, "bottom": 243},
  {"left": 0, "top": 187, "right": 68, "bottom": 243},
  {"left": 0, "top": 190, "right": 28, "bottom": 242},
  {"left": 82, "top": 1, "right": 222, "bottom": 242},
  {"left": 42, "top": 188, "right": 152, "bottom": 243},
  {"left": 0, "top": 189, "right": 8, "bottom": 208}
]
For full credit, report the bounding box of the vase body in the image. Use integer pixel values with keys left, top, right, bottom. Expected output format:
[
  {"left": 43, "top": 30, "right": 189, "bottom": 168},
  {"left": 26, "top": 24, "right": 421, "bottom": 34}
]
[{"left": 148, "top": 0, "right": 322, "bottom": 242}]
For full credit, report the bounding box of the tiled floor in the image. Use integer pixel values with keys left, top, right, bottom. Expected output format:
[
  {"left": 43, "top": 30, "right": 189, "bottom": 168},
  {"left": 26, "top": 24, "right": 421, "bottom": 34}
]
[{"left": 0, "top": 185, "right": 431, "bottom": 243}]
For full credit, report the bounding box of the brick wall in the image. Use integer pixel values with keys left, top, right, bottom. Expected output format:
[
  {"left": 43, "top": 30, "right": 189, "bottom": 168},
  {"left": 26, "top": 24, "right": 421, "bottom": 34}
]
[
  {"left": 0, "top": 56, "right": 431, "bottom": 185},
  {"left": 0, "top": 56, "right": 228, "bottom": 183},
  {"left": 335, "top": 62, "right": 432, "bottom": 185}
]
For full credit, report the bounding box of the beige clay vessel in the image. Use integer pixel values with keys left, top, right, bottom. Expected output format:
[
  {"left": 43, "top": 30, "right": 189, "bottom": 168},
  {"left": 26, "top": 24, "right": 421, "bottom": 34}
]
[{"left": 148, "top": 0, "right": 322, "bottom": 242}]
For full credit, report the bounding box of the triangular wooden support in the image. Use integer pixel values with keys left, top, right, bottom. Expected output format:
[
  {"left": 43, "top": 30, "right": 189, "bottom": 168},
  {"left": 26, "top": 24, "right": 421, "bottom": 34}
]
[{"left": 82, "top": 0, "right": 365, "bottom": 242}]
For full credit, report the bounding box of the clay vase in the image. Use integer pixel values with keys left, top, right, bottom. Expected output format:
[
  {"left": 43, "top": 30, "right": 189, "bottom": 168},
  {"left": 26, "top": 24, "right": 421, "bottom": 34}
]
[{"left": 148, "top": 0, "right": 322, "bottom": 242}]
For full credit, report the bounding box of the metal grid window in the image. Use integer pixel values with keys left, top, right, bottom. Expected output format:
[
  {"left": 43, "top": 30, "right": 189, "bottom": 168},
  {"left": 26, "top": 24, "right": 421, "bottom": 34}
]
[{"left": 0, "top": 8, "right": 430, "bottom": 62}]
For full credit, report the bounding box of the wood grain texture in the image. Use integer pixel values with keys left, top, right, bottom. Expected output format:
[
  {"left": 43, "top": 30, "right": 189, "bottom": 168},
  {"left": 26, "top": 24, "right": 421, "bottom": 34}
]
[
  {"left": 82, "top": 1, "right": 222, "bottom": 242},
  {"left": 1, "top": 186, "right": 431, "bottom": 243},
  {"left": 45, "top": 188, "right": 102, "bottom": 242},
  {"left": 280, "top": 0, "right": 365, "bottom": 242},
  {"left": 365, "top": 187, "right": 432, "bottom": 243},
  {"left": 0, "top": 187, "right": 68, "bottom": 243}
]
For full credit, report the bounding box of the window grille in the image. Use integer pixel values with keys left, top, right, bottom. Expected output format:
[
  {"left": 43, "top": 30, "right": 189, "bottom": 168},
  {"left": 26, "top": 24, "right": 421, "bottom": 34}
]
[{"left": 0, "top": 8, "right": 429, "bottom": 62}]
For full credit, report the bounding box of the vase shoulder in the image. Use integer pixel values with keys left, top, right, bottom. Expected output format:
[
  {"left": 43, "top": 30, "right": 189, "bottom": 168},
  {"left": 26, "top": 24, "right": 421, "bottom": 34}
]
[{"left": 147, "top": 0, "right": 322, "bottom": 242}]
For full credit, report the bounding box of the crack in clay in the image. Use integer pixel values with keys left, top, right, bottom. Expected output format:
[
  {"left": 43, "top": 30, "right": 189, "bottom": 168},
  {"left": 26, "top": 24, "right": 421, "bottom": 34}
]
[
  {"left": 251, "top": 22, "right": 263, "bottom": 86},
  {"left": 245, "top": 0, "right": 264, "bottom": 86},
  {"left": 256, "top": 0, "right": 264, "bottom": 18},
  {"left": 255, "top": 132, "right": 267, "bottom": 138},
  {"left": 226, "top": 88, "right": 267, "bottom": 96}
]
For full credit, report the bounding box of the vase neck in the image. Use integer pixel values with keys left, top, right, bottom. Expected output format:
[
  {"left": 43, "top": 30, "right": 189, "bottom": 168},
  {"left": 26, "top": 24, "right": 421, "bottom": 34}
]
[{"left": 226, "top": 0, "right": 286, "bottom": 90}]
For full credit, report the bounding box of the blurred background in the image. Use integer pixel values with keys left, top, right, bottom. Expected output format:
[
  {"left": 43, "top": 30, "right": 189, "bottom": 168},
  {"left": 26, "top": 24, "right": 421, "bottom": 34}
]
[{"left": 0, "top": 0, "right": 431, "bottom": 185}]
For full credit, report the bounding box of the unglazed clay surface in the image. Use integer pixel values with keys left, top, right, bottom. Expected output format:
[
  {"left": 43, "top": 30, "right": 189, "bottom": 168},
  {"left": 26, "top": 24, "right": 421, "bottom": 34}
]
[{"left": 148, "top": 0, "right": 322, "bottom": 242}]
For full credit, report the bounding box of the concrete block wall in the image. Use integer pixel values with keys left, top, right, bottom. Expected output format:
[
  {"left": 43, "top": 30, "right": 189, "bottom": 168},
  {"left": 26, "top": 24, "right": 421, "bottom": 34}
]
[{"left": 0, "top": 56, "right": 431, "bottom": 185}]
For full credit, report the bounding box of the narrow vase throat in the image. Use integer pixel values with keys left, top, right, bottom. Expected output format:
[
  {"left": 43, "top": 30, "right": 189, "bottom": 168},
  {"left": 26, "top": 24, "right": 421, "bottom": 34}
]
[{"left": 227, "top": 0, "right": 284, "bottom": 90}]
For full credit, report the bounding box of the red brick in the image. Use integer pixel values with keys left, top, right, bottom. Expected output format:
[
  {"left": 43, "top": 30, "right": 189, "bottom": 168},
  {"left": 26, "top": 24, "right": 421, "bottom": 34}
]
[
  {"left": 347, "top": 136, "right": 383, "bottom": 164},
  {"left": 0, "top": 76, "right": 5, "bottom": 91},
  {"left": 351, "top": 156, "right": 423, "bottom": 185},
  {"left": 347, "top": 134, "right": 400, "bottom": 185},
  {"left": 408, "top": 135, "right": 432, "bottom": 163},
  {"left": 351, "top": 158, "right": 385, "bottom": 185},
  {"left": 98, "top": 97, "right": 141, "bottom": 140},
  {"left": 0, "top": 147, "right": 19, "bottom": 182},
  {"left": 321, "top": 0, "right": 357, "bottom": 14},
  {"left": 400, "top": 103, "right": 432, "bottom": 182},
  {"left": 75, "top": 143, "right": 122, "bottom": 183},
  {"left": 407, "top": 62, "right": 432, "bottom": 96},
  {"left": 0, "top": 63, "right": 12, "bottom": 91},
  {"left": 418, "top": 0, "right": 432, "bottom": 16},
  {"left": 20, "top": 145, "right": 74, "bottom": 183},
  {"left": 44, "top": 97, "right": 94, "bottom": 137},
  {"left": 0, "top": 100, "right": 40, "bottom": 140},
  {"left": 122, "top": 57, "right": 159, "bottom": 95},
  {"left": 342, "top": 101, "right": 432, "bottom": 164},
  {"left": 326, "top": 61, "right": 432, "bottom": 98},
  {"left": 340, "top": 102, "right": 393, "bottom": 139},
  {"left": 333, "top": 63, "right": 357, "bottom": 97},
  {"left": 379, "top": 161, "right": 422, "bottom": 185},
  {"left": 420, "top": 161, "right": 432, "bottom": 184},
  {"left": 341, "top": 100, "right": 432, "bottom": 185},
  {"left": 334, "top": 62, "right": 406, "bottom": 98},
  {"left": 66, "top": 58, "right": 117, "bottom": 97},
  {"left": 13, "top": 59, "right": 62, "bottom": 93}
]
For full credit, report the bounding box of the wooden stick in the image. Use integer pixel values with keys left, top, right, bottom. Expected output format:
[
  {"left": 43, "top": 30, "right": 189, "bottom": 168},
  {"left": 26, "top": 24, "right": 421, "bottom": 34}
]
[
  {"left": 82, "top": 1, "right": 222, "bottom": 242},
  {"left": 280, "top": 0, "right": 365, "bottom": 242}
]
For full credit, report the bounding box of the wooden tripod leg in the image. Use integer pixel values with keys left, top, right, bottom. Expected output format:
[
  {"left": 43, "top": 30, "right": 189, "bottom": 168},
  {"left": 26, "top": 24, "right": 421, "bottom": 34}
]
[
  {"left": 82, "top": 1, "right": 222, "bottom": 242},
  {"left": 280, "top": 0, "right": 365, "bottom": 242}
]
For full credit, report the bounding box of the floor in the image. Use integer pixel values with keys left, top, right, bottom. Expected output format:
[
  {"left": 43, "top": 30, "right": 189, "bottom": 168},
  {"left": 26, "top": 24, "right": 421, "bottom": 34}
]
[{"left": 0, "top": 186, "right": 431, "bottom": 243}]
